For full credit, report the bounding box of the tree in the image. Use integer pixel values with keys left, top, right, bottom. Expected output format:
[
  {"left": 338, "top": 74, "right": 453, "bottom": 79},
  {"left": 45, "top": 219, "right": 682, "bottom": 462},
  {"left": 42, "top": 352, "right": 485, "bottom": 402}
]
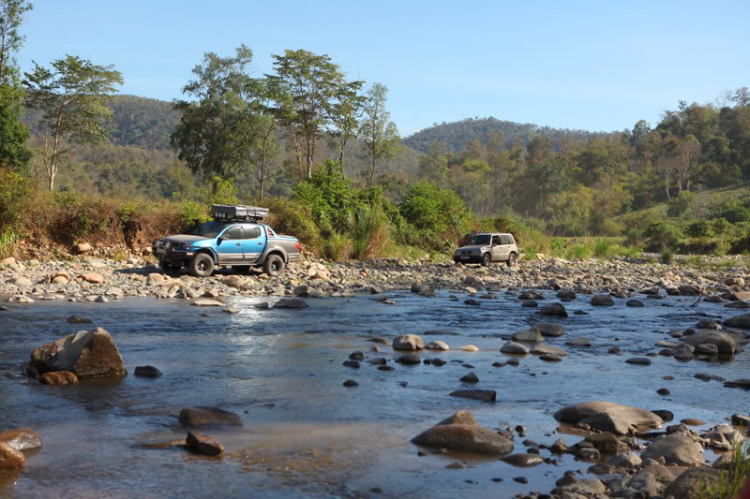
[
  {"left": 328, "top": 79, "right": 365, "bottom": 175},
  {"left": 0, "top": 84, "right": 31, "bottom": 173},
  {"left": 171, "top": 46, "right": 258, "bottom": 192},
  {"left": 270, "top": 49, "right": 347, "bottom": 178},
  {"left": 360, "top": 83, "right": 402, "bottom": 187},
  {"left": 24, "top": 55, "right": 123, "bottom": 191},
  {"left": 0, "top": 0, "right": 32, "bottom": 84}
]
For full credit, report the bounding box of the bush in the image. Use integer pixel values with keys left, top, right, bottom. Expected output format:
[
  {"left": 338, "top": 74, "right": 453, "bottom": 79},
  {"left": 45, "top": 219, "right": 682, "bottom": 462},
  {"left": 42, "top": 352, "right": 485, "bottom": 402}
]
[
  {"left": 593, "top": 238, "right": 611, "bottom": 258},
  {"left": 685, "top": 219, "right": 713, "bottom": 238},
  {"left": 644, "top": 222, "right": 683, "bottom": 252},
  {"left": 322, "top": 231, "right": 351, "bottom": 261},
  {"left": 566, "top": 243, "right": 590, "bottom": 260},
  {"left": 667, "top": 191, "right": 695, "bottom": 218},
  {"left": 400, "top": 182, "right": 470, "bottom": 250},
  {"left": 350, "top": 206, "right": 390, "bottom": 260},
  {"left": 660, "top": 248, "right": 674, "bottom": 264}
]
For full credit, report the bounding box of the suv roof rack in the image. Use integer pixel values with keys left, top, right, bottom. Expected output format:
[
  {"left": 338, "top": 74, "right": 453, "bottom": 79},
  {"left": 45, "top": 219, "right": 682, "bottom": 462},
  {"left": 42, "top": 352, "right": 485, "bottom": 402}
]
[{"left": 211, "top": 204, "right": 269, "bottom": 222}]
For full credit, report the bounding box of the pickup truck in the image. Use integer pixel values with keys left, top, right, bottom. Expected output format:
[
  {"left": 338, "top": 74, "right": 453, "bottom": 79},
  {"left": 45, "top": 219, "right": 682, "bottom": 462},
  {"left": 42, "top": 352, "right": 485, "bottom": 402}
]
[{"left": 152, "top": 205, "right": 300, "bottom": 277}]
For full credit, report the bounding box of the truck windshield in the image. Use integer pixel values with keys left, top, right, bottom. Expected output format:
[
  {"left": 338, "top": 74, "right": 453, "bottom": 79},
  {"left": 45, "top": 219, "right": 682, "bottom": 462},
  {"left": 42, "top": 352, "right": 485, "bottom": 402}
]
[
  {"left": 466, "top": 235, "right": 491, "bottom": 246},
  {"left": 186, "top": 221, "right": 228, "bottom": 238}
]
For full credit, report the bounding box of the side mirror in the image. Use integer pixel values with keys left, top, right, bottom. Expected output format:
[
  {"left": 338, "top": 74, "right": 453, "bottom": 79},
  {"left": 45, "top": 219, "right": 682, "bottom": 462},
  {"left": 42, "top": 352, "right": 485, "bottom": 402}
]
[{"left": 217, "top": 237, "right": 223, "bottom": 245}]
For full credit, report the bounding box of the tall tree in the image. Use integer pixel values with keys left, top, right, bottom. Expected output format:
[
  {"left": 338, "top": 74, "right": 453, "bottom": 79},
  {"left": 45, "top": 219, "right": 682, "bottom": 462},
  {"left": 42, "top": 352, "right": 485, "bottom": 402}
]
[
  {"left": 360, "top": 83, "right": 402, "bottom": 187},
  {"left": 328, "top": 79, "right": 365, "bottom": 176},
  {"left": 270, "top": 49, "right": 346, "bottom": 178},
  {"left": 0, "top": 0, "right": 32, "bottom": 84},
  {"left": 0, "top": 84, "right": 31, "bottom": 173},
  {"left": 171, "top": 46, "right": 258, "bottom": 191},
  {"left": 24, "top": 55, "right": 123, "bottom": 191}
]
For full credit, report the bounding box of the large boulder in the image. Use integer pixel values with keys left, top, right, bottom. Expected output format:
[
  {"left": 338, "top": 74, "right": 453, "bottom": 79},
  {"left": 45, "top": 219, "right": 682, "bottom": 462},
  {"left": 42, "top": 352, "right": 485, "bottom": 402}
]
[
  {"left": 641, "top": 433, "right": 704, "bottom": 466},
  {"left": 411, "top": 415, "right": 513, "bottom": 456},
  {"left": 0, "top": 428, "right": 42, "bottom": 451},
  {"left": 664, "top": 467, "right": 721, "bottom": 498},
  {"left": 501, "top": 342, "right": 529, "bottom": 354},
  {"left": 30, "top": 327, "right": 127, "bottom": 378},
  {"left": 591, "top": 294, "right": 615, "bottom": 306},
  {"left": 511, "top": 328, "right": 544, "bottom": 343},
  {"left": 541, "top": 303, "right": 568, "bottom": 317},
  {"left": 393, "top": 334, "right": 424, "bottom": 351},
  {"left": 554, "top": 401, "right": 663, "bottom": 435},
  {"left": 725, "top": 313, "right": 750, "bottom": 329},
  {"left": 536, "top": 323, "right": 564, "bottom": 337},
  {"left": 681, "top": 330, "right": 735, "bottom": 354}
]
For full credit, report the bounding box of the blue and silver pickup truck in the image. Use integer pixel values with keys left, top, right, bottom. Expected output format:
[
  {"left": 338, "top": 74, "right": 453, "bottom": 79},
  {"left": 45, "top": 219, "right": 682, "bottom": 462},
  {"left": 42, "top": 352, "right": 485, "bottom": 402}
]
[{"left": 153, "top": 205, "right": 301, "bottom": 277}]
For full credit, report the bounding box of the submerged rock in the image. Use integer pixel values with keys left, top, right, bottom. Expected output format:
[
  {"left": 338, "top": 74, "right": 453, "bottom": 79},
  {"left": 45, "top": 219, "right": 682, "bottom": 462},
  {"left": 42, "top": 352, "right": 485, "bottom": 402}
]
[
  {"left": 39, "top": 371, "right": 78, "bottom": 385},
  {"left": 411, "top": 414, "right": 513, "bottom": 456},
  {"left": 0, "top": 428, "right": 42, "bottom": 451},
  {"left": 0, "top": 442, "right": 25, "bottom": 471},
  {"left": 449, "top": 389, "right": 496, "bottom": 403},
  {"left": 134, "top": 365, "right": 162, "bottom": 378},
  {"left": 178, "top": 407, "right": 243, "bottom": 427},
  {"left": 393, "top": 334, "right": 424, "bottom": 351},
  {"left": 30, "top": 327, "right": 127, "bottom": 378},
  {"left": 681, "top": 329, "right": 736, "bottom": 354},
  {"left": 540, "top": 303, "right": 568, "bottom": 317},
  {"left": 186, "top": 431, "right": 224, "bottom": 457},
  {"left": 591, "top": 294, "right": 615, "bottom": 306},
  {"left": 273, "top": 298, "right": 308, "bottom": 309}
]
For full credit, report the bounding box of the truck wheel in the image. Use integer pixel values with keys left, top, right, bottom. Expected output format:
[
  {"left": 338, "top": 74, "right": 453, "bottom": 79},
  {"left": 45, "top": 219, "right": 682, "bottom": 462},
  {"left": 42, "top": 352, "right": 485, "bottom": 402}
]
[
  {"left": 263, "top": 254, "right": 284, "bottom": 277},
  {"left": 190, "top": 253, "right": 214, "bottom": 277},
  {"left": 482, "top": 253, "right": 491, "bottom": 267},
  {"left": 507, "top": 252, "right": 517, "bottom": 268}
]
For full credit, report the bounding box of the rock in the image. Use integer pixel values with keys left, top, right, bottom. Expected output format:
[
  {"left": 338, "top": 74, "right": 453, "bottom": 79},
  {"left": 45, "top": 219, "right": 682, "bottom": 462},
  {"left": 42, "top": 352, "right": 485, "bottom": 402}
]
[
  {"left": 81, "top": 272, "right": 105, "bottom": 284},
  {"left": 540, "top": 303, "right": 568, "bottom": 317},
  {"left": 608, "top": 346, "right": 621, "bottom": 353},
  {"left": 673, "top": 344, "right": 695, "bottom": 360},
  {"left": 273, "top": 298, "right": 308, "bottom": 309},
  {"left": 530, "top": 344, "right": 568, "bottom": 356},
  {"left": 134, "top": 365, "right": 162, "bottom": 378},
  {"left": 626, "top": 299, "right": 645, "bottom": 307},
  {"left": 556, "top": 289, "right": 577, "bottom": 300},
  {"left": 501, "top": 342, "right": 529, "bottom": 354},
  {"left": 349, "top": 351, "right": 365, "bottom": 361},
  {"left": 657, "top": 388, "right": 670, "bottom": 395},
  {"left": 343, "top": 380, "right": 359, "bottom": 387},
  {"left": 0, "top": 428, "right": 42, "bottom": 451},
  {"left": 681, "top": 418, "right": 705, "bottom": 426},
  {"left": 591, "top": 294, "right": 615, "bottom": 306},
  {"left": 191, "top": 298, "right": 224, "bottom": 307},
  {"left": 585, "top": 432, "right": 620, "bottom": 453},
  {"left": 576, "top": 446, "right": 601, "bottom": 460},
  {"left": 393, "top": 334, "right": 424, "bottom": 351},
  {"left": 396, "top": 355, "right": 420, "bottom": 365},
  {"left": 696, "top": 343, "right": 719, "bottom": 354},
  {"left": 623, "top": 470, "right": 663, "bottom": 498},
  {"left": 76, "top": 242, "right": 92, "bottom": 254},
  {"left": 681, "top": 330, "right": 736, "bottom": 354},
  {"left": 641, "top": 433, "right": 704, "bottom": 466},
  {"left": 512, "top": 328, "right": 544, "bottom": 343},
  {"left": 437, "top": 410, "right": 478, "bottom": 426},
  {"left": 664, "top": 467, "right": 721, "bottom": 498},
  {"left": 178, "top": 407, "right": 243, "bottom": 427},
  {"left": 465, "top": 299, "right": 480, "bottom": 306},
  {"left": 223, "top": 307, "right": 240, "bottom": 315},
  {"left": 255, "top": 302, "right": 269, "bottom": 310},
  {"left": 553, "top": 479, "right": 606, "bottom": 497},
  {"left": 460, "top": 372, "right": 479, "bottom": 383},
  {"left": 186, "top": 431, "right": 224, "bottom": 457},
  {"left": 30, "top": 327, "right": 127, "bottom": 378},
  {"left": 343, "top": 360, "right": 361, "bottom": 368},
  {"left": 566, "top": 337, "right": 591, "bottom": 347},
  {"left": 459, "top": 344, "right": 478, "bottom": 352},
  {"left": 725, "top": 313, "right": 750, "bottom": 329},
  {"left": 679, "top": 284, "right": 702, "bottom": 295},
  {"left": 609, "top": 451, "right": 642, "bottom": 468},
  {"left": 724, "top": 378, "right": 750, "bottom": 389},
  {"left": 549, "top": 438, "right": 568, "bottom": 454},
  {"left": 67, "top": 315, "right": 93, "bottom": 324},
  {"left": 425, "top": 340, "right": 449, "bottom": 351},
  {"left": 501, "top": 453, "right": 544, "bottom": 467},
  {"left": 554, "top": 401, "right": 664, "bottom": 435},
  {"left": 411, "top": 425, "right": 512, "bottom": 456},
  {"left": 731, "top": 414, "right": 750, "bottom": 426},
  {"left": 521, "top": 300, "right": 537, "bottom": 307},
  {"left": 650, "top": 410, "right": 674, "bottom": 422},
  {"left": 626, "top": 357, "right": 652, "bottom": 365},
  {"left": 12, "top": 276, "right": 31, "bottom": 287},
  {"left": 40, "top": 371, "right": 78, "bottom": 385},
  {"left": 0, "top": 441, "right": 25, "bottom": 471},
  {"left": 536, "top": 323, "right": 564, "bottom": 337},
  {"left": 464, "top": 276, "right": 484, "bottom": 287},
  {"left": 449, "top": 389, "right": 496, "bottom": 403},
  {"left": 1, "top": 256, "right": 16, "bottom": 265}
]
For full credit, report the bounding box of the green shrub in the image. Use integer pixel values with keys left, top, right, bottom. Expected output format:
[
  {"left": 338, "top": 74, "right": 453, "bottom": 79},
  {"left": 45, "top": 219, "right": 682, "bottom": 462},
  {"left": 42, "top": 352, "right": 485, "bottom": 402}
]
[
  {"left": 322, "top": 231, "right": 351, "bottom": 261},
  {"left": 660, "top": 248, "right": 674, "bottom": 264},
  {"left": 686, "top": 219, "right": 713, "bottom": 238},
  {"left": 400, "top": 182, "right": 470, "bottom": 250},
  {"left": 667, "top": 191, "right": 696, "bottom": 218},
  {"left": 593, "top": 238, "right": 611, "bottom": 258},
  {"left": 549, "top": 238, "right": 567, "bottom": 257},
  {"left": 566, "top": 243, "right": 590, "bottom": 260},
  {"left": 644, "top": 222, "right": 683, "bottom": 252}
]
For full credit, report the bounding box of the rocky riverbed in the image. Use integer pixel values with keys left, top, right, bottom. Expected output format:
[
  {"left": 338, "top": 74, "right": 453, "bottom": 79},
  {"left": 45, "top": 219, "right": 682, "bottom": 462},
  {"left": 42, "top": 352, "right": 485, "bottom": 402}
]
[{"left": 1, "top": 253, "right": 750, "bottom": 498}]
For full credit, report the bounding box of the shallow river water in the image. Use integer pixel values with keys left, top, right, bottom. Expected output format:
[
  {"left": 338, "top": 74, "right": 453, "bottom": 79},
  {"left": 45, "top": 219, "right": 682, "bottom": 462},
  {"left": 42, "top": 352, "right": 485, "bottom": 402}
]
[{"left": 0, "top": 289, "right": 748, "bottom": 498}]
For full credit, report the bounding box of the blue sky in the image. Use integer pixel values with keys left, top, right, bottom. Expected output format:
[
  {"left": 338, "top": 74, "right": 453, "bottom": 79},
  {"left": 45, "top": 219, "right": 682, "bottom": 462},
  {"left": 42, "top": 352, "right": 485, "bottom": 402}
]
[{"left": 17, "top": 1, "right": 750, "bottom": 137}]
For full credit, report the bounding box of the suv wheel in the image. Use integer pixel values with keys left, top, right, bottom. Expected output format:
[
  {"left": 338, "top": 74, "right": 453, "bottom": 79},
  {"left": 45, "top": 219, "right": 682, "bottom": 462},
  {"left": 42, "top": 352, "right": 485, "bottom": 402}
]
[
  {"left": 190, "top": 253, "right": 214, "bottom": 277},
  {"left": 481, "top": 253, "right": 491, "bottom": 267},
  {"left": 263, "top": 254, "right": 285, "bottom": 277},
  {"left": 507, "top": 252, "right": 517, "bottom": 268}
]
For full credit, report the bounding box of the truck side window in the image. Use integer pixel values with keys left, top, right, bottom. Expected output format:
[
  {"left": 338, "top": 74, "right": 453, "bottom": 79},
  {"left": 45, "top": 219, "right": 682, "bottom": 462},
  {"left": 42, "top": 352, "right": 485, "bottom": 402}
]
[
  {"left": 500, "top": 235, "right": 511, "bottom": 245},
  {"left": 492, "top": 235, "right": 501, "bottom": 245},
  {"left": 245, "top": 226, "right": 261, "bottom": 239},
  {"left": 223, "top": 226, "right": 242, "bottom": 240}
]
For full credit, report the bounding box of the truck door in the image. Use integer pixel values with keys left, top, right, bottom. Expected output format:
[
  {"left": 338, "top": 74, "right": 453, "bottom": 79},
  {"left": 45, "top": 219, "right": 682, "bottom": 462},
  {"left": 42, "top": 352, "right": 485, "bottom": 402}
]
[
  {"left": 216, "top": 225, "right": 243, "bottom": 264},
  {"left": 242, "top": 225, "right": 265, "bottom": 263},
  {"left": 491, "top": 235, "right": 502, "bottom": 262}
]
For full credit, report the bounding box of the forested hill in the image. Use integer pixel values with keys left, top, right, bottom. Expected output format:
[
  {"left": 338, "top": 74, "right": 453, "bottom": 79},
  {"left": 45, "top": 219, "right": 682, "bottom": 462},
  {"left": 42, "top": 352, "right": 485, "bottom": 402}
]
[
  {"left": 22, "top": 95, "right": 180, "bottom": 150},
  {"left": 404, "top": 117, "right": 617, "bottom": 153}
]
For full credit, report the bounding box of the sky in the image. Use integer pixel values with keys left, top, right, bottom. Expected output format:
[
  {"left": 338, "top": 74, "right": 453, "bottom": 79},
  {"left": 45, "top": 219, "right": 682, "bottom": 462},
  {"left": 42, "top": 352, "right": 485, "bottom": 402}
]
[{"left": 16, "top": 0, "right": 750, "bottom": 137}]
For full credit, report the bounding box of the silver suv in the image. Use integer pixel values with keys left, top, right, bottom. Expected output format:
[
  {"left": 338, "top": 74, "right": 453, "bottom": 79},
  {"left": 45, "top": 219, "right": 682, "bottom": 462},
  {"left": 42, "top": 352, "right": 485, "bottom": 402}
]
[{"left": 453, "top": 232, "right": 518, "bottom": 267}]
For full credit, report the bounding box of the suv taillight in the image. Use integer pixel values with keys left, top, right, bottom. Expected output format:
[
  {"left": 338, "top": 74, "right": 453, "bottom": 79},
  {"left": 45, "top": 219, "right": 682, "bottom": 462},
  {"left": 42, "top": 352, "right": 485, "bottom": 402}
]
[{"left": 295, "top": 242, "right": 301, "bottom": 251}]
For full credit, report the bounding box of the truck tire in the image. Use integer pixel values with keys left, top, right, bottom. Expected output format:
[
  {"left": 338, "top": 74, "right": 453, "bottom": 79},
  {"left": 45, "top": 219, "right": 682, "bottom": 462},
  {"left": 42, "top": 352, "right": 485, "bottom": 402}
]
[
  {"left": 190, "top": 253, "right": 214, "bottom": 277},
  {"left": 507, "top": 252, "right": 517, "bottom": 268},
  {"left": 482, "top": 253, "right": 491, "bottom": 267},
  {"left": 263, "top": 254, "right": 284, "bottom": 277}
]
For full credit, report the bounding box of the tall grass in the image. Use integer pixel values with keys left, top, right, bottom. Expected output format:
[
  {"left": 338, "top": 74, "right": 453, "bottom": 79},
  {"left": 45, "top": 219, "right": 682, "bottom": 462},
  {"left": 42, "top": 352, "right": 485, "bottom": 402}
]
[
  {"left": 350, "top": 206, "right": 390, "bottom": 260},
  {"left": 322, "top": 231, "right": 351, "bottom": 261},
  {"left": 699, "top": 444, "right": 750, "bottom": 498},
  {"left": 0, "top": 229, "right": 19, "bottom": 259}
]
